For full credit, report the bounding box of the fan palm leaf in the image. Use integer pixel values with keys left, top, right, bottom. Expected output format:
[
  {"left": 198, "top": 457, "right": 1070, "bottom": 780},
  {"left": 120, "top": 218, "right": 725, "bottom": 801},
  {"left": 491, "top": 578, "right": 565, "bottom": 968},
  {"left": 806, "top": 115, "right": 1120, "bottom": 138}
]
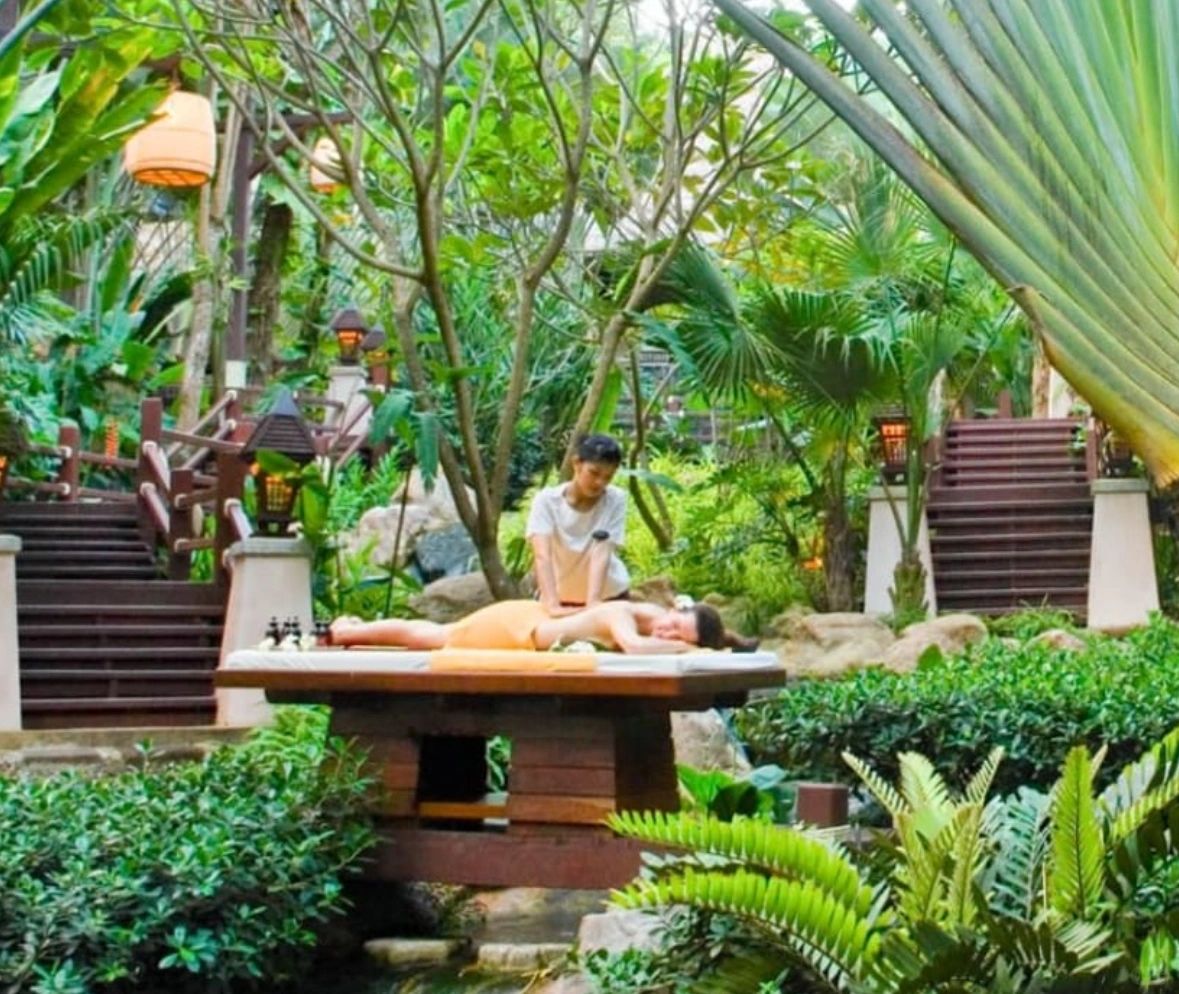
[{"left": 710, "top": 0, "right": 1179, "bottom": 482}]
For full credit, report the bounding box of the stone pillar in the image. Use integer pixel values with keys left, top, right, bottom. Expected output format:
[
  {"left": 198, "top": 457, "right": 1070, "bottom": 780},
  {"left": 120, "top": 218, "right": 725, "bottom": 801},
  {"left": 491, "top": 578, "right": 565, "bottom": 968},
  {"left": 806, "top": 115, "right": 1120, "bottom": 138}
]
[
  {"left": 217, "top": 536, "right": 314, "bottom": 727},
  {"left": 1048, "top": 367, "right": 1080, "bottom": 419},
  {"left": 0, "top": 535, "right": 19, "bottom": 730},
  {"left": 1087, "top": 478, "right": 1158, "bottom": 632},
  {"left": 864, "top": 486, "right": 937, "bottom": 618},
  {"left": 326, "top": 364, "right": 372, "bottom": 436}
]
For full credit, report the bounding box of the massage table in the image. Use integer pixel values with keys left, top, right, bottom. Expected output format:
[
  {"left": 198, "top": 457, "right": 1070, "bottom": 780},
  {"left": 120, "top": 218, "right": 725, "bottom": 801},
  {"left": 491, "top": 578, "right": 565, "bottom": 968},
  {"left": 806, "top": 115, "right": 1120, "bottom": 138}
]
[{"left": 217, "top": 646, "right": 785, "bottom": 889}]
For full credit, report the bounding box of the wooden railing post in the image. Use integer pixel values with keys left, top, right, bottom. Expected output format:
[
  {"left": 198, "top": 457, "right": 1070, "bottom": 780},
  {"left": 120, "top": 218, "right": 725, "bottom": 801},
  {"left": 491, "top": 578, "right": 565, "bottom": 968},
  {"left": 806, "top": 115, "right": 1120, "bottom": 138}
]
[
  {"left": 215, "top": 450, "right": 247, "bottom": 585},
  {"left": 168, "top": 468, "right": 194, "bottom": 579},
  {"left": 138, "top": 398, "right": 164, "bottom": 548},
  {"left": 57, "top": 423, "right": 80, "bottom": 501}
]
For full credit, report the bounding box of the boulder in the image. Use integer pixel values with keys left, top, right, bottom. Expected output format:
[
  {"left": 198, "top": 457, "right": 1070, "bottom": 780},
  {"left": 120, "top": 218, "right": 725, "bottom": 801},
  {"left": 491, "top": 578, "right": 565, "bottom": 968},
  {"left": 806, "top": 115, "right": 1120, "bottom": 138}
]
[
  {"left": 347, "top": 503, "right": 431, "bottom": 569},
  {"left": 671, "top": 709, "right": 752, "bottom": 777},
  {"left": 413, "top": 523, "right": 478, "bottom": 582},
  {"left": 577, "top": 909, "right": 663, "bottom": 955},
  {"left": 1029, "top": 628, "right": 1087, "bottom": 652},
  {"left": 760, "top": 612, "right": 896, "bottom": 679},
  {"left": 409, "top": 572, "right": 495, "bottom": 622},
  {"left": 393, "top": 467, "right": 477, "bottom": 533},
  {"left": 881, "top": 613, "right": 988, "bottom": 673},
  {"left": 762, "top": 604, "right": 811, "bottom": 639},
  {"left": 701, "top": 592, "right": 750, "bottom": 632},
  {"left": 630, "top": 575, "right": 677, "bottom": 608}
]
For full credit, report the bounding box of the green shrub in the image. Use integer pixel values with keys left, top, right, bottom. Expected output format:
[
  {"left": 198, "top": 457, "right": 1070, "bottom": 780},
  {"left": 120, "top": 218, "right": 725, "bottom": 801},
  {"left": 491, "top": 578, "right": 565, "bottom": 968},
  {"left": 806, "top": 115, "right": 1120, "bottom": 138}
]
[
  {"left": 735, "top": 614, "right": 1179, "bottom": 797},
  {"left": 0, "top": 708, "right": 375, "bottom": 993}
]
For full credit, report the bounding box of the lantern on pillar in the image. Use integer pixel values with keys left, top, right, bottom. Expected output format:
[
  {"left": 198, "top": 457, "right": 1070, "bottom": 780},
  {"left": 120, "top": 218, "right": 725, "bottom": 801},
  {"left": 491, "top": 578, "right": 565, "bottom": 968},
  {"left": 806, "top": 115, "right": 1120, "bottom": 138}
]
[
  {"left": 309, "top": 136, "right": 343, "bottom": 193},
  {"left": 124, "top": 91, "right": 217, "bottom": 188},
  {"left": 240, "top": 390, "right": 318, "bottom": 535},
  {"left": 331, "top": 306, "right": 367, "bottom": 365},
  {"left": 872, "top": 409, "right": 911, "bottom": 483},
  {"left": 362, "top": 324, "right": 389, "bottom": 388}
]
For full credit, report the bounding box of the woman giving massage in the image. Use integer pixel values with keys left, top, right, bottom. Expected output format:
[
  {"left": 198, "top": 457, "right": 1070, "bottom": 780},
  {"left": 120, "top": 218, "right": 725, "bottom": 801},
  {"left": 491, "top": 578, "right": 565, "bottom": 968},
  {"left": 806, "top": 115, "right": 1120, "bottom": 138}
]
[{"left": 330, "top": 599, "right": 759, "bottom": 655}]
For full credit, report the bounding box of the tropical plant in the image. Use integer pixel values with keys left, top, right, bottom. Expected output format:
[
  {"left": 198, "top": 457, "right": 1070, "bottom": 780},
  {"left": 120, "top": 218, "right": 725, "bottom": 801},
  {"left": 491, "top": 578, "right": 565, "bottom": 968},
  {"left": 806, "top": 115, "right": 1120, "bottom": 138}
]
[
  {"left": 711, "top": 0, "right": 1179, "bottom": 485},
  {"left": 610, "top": 725, "right": 1179, "bottom": 991}
]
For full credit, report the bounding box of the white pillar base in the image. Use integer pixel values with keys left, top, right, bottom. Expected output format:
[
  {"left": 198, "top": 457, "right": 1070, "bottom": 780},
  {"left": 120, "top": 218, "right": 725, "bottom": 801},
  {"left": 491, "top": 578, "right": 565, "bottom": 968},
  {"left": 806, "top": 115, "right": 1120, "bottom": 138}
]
[
  {"left": 327, "top": 364, "right": 372, "bottom": 435},
  {"left": 864, "top": 486, "right": 937, "bottom": 618},
  {"left": 217, "top": 537, "right": 314, "bottom": 727},
  {"left": 0, "top": 535, "right": 20, "bottom": 731},
  {"left": 1087, "top": 478, "right": 1158, "bottom": 633}
]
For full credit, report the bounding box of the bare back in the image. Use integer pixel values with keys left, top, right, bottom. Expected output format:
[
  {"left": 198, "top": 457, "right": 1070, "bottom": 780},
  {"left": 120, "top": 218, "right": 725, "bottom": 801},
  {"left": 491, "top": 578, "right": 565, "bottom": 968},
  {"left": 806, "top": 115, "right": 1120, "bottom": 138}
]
[{"left": 533, "top": 602, "right": 692, "bottom": 654}]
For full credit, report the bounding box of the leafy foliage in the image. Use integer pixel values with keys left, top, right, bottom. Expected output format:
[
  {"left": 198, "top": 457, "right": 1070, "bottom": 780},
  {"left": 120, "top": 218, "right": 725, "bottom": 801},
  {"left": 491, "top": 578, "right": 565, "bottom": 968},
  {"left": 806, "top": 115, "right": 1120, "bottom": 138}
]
[
  {"left": 0, "top": 707, "right": 375, "bottom": 993},
  {"left": 736, "top": 615, "right": 1179, "bottom": 798},
  {"left": 612, "top": 725, "right": 1179, "bottom": 991}
]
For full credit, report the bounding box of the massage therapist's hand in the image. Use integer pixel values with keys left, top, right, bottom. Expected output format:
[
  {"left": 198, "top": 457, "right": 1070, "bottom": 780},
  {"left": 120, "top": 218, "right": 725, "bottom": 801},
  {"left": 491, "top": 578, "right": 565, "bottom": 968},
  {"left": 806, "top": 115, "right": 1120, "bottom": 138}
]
[{"left": 540, "top": 598, "right": 582, "bottom": 618}]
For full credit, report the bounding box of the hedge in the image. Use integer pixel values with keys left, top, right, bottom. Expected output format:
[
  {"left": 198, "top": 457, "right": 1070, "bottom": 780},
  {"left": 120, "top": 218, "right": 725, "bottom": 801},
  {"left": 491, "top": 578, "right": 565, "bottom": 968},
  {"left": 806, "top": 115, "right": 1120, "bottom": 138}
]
[
  {"left": 0, "top": 707, "right": 374, "bottom": 994},
  {"left": 735, "top": 614, "right": 1179, "bottom": 798}
]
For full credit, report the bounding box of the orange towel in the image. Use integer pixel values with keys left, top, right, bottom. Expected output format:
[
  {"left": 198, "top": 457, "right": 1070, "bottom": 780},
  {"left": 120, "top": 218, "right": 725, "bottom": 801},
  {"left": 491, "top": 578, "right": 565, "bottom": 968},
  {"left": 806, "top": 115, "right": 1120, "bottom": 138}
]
[{"left": 443, "top": 600, "right": 551, "bottom": 651}]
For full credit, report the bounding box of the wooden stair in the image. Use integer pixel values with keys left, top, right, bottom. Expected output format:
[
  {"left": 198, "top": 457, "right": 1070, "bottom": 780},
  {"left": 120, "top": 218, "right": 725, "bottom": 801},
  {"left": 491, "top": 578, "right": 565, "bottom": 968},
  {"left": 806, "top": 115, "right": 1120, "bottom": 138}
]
[
  {"left": 928, "top": 418, "right": 1091, "bottom": 617},
  {"left": 1, "top": 502, "right": 225, "bottom": 729}
]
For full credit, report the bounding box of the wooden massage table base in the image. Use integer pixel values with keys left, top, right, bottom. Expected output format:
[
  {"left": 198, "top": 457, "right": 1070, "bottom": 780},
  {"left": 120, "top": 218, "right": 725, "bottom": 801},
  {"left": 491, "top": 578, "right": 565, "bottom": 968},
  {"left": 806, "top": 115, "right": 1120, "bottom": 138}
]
[{"left": 217, "top": 665, "right": 784, "bottom": 889}]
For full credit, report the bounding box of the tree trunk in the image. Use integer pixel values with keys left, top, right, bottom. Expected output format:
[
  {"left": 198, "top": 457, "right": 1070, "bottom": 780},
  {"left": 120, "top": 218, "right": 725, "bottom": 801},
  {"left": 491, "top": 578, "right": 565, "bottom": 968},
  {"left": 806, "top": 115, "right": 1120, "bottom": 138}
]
[
  {"left": 178, "top": 184, "right": 215, "bottom": 430},
  {"left": 822, "top": 500, "right": 855, "bottom": 612},
  {"left": 246, "top": 199, "right": 293, "bottom": 381},
  {"left": 889, "top": 550, "right": 928, "bottom": 627},
  {"left": 1031, "top": 340, "right": 1051, "bottom": 419}
]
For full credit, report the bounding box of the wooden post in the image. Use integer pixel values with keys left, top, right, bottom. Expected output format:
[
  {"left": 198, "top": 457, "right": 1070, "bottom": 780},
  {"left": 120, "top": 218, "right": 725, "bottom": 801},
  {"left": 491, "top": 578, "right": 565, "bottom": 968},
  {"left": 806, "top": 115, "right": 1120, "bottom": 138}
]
[
  {"left": 138, "top": 398, "right": 164, "bottom": 547},
  {"left": 168, "top": 468, "right": 194, "bottom": 579},
  {"left": 57, "top": 423, "right": 80, "bottom": 501},
  {"left": 215, "top": 450, "right": 247, "bottom": 586}
]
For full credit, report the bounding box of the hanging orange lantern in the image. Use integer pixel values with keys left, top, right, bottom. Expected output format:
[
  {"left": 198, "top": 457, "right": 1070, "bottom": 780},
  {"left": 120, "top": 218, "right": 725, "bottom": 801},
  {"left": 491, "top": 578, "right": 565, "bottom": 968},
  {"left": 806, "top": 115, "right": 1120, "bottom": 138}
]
[
  {"left": 124, "top": 91, "right": 217, "bottom": 188},
  {"left": 309, "top": 136, "right": 343, "bottom": 193}
]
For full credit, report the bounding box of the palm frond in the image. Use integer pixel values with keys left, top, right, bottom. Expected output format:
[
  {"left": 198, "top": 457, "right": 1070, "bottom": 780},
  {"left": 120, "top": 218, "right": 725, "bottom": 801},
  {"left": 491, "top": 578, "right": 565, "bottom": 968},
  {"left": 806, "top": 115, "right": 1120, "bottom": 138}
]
[
  {"left": 843, "top": 750, "right": 908, "bottom": 821},
  {"left": 612, "top": 867, "right": 882, "bottom": 990},
  {"left": 965, "top": 748, "right": 1005, "bottom": 806},
  {"left": 607, "top": 811, "right": 877, "bottom": 915}
]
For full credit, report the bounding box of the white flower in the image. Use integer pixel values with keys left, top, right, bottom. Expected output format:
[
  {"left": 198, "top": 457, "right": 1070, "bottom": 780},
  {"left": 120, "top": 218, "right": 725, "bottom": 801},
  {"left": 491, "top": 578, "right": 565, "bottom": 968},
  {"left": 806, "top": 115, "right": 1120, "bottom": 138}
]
[{"left": 673, "top": 594, "right": 695, "bottom": 611}]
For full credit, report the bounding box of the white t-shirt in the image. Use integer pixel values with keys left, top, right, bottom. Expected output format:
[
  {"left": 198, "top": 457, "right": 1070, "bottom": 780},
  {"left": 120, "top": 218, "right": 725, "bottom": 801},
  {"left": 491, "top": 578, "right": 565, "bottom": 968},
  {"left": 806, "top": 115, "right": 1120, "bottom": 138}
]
[{"left": 525, "top": 483, "right": 630, "bottom": 604}]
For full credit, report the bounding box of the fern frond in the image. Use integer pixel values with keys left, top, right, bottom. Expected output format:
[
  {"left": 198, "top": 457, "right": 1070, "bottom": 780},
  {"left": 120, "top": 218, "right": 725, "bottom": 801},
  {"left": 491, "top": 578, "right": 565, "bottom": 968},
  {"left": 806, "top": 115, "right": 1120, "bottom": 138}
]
[
  {"left": 964, "top": 747, "right": 1005, "bottom": 805},
  {"left": 612, "top": 867, "right": 883, "bottom": 989},
  {"left": 843, "top": 750, "right": 908, "bottom": 820},
  {"left": 608, "top": 811, "right": 876, "bottom": 915},
  {"left": 1101, "top": 724, "right": 1179, "bottom": 827},
  {"left": 946, "top": 803, "right": 987, "bottom": 928},
  {"left": 983, "top": 788, "right": 1051, "bottom": 921},
  {"left": 897, "top": 751, "right": 955, "bottom": 818},
  {"left": 1047, "top": 746, "right": 1106, "bottom": 919}
]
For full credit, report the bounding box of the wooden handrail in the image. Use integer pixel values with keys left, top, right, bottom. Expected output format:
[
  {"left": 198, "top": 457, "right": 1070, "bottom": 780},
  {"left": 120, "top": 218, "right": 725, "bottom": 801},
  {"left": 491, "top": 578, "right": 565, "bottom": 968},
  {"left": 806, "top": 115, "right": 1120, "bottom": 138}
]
[
  {"left": 332, "top": 431, "right": 367, "bottom": 466},
  {"left": 173, "top": 535, "right": 214, "bottom": 553},
  {"left": 223, "top": 498, "right": 253, "bottom": 543},
  {"left": 161, "top": 428, "right": 242, "bottom": 454},
  {"left": 175, "top": 486, "right": 217, "bottom": 510},
  {"left": 78, "top": 452, "right": 137, "bottom": 470},
  {"left": 5, "top": 478, "right": 71, "bottom": 496},
  {"left": 25, "top": 442, "right": 70, "bottom": 459},
  {"left": 139, "top": 482, "right": 170, "bottom": 535},
  {"left": 187, "top": 389, "right": 239, "bottom": 438},
  {"left": 141, "top": 441, "right": 171, "bottom": 497},
  {"left": 179, "top": 419, "right": 240, "bottom": 472}
]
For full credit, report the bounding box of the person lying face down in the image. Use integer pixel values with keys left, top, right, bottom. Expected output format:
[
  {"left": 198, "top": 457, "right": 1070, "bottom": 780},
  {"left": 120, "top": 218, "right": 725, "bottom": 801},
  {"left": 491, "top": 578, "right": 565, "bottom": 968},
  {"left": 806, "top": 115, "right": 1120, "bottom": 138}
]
[{"left": 330, "top": 599, "right": 759, "bottom": 655}]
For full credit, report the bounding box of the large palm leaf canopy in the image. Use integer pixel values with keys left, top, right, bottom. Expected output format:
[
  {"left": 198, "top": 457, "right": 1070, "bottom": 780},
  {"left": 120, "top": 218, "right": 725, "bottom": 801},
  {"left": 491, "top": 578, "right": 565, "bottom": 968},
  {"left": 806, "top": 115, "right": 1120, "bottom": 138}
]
[{"left": 711, "top": 0, "right": 1179, "bottom": 482}]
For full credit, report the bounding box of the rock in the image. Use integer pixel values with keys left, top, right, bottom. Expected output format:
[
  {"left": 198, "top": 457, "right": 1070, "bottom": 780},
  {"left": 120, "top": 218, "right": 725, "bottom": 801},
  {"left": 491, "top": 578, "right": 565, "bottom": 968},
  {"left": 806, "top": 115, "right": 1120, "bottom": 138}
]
[
  {"left": 630, "top": 575, "right": 677, "bottom": 607},
  {"left": 364, "top": 937, "right": 466, "bottom": 967},
  {"left": 409, "top": 572, "right": 495, "bottom": 622},
  {"left": 413, "top": 524, "right": 478, "bottom": 582},
  {"left": 533, "top": 974, "right": 592, "bottom": 994},
  {"left": 393, "top": 467, "right": 477, "bottom": 533},
  {"left": 577, "top": 909, "right": 663, "bottom": 955},
  {"left": 762, "top": 604, "right": 811, "bottom": 639},
  {"left": 348, "top": 503, "right": 431, "bottom": 568},
  {"left": 475, "top": 943, "right": 571, "bottom": 971},
  {"left": 759, "top": 612, "right": 896, "bottom": 679},
  {"left": 1029, "top": 628, "right": 1087, "bottom": 651},
  {"left": 701, "top": 592, "right": 750, "bottom": 632},
  {"left": 880, "top": 613, "right": 988, "bottom": 673},
  {"left": 671, "top": 710, "right": 752, "bottom": 776}
]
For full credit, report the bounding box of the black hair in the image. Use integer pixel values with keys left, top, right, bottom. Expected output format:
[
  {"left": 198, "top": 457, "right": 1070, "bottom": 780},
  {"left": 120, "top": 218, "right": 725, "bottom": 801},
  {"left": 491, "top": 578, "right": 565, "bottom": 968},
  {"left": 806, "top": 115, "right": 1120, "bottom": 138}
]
[
  {"left": 692, "top": 604, "right": 760, "bottom": 653},
  {"left": 575, "top": 434, "right": 623, "bottom": 467}
]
